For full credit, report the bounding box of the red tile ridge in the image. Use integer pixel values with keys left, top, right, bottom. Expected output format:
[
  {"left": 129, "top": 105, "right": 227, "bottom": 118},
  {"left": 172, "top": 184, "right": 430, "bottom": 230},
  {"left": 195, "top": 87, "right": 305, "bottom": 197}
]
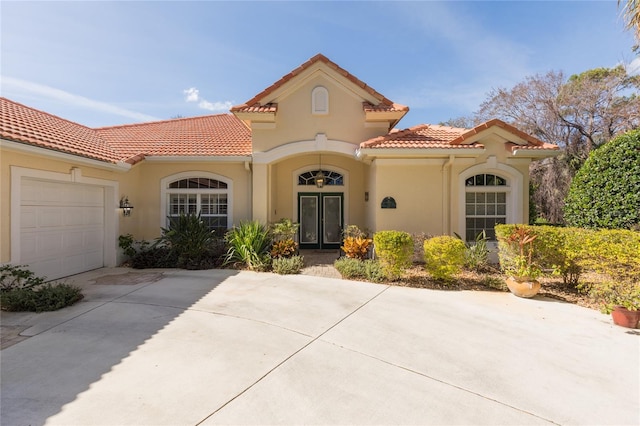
[
  {"left": 450, "top": 119, "right": 557, "bottom": 149},
  {"left": 231, "top": 53, "right": 396, "bottom": 112}
]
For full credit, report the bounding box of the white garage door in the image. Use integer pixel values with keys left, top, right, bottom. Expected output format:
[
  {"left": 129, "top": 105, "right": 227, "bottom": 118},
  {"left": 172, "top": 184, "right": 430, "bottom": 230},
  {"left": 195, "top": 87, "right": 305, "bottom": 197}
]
[{"left": 20, "top": 178, "right": 105, "bottom": 280}]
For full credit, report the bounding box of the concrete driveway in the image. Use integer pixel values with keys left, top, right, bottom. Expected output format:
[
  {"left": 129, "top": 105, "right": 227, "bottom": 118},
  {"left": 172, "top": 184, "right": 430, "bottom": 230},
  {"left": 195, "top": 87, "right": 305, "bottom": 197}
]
[{"left": 1, "top": 268, "right": 638, "bottom": 425}]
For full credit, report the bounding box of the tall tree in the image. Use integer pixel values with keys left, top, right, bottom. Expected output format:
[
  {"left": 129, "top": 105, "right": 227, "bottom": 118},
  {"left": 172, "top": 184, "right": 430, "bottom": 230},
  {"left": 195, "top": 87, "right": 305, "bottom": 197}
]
[
  {"left": 475, "top": 66, "right": 640, "bottom": 223},
  {"left": 620, "top": 0, "right": 640, "bottom": 42}
]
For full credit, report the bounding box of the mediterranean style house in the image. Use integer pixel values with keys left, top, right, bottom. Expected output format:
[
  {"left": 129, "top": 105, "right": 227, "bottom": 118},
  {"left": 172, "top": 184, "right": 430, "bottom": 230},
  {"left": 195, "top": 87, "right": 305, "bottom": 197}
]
[{"left": 0, "top": 54, "right": 559, "bottom": 280}]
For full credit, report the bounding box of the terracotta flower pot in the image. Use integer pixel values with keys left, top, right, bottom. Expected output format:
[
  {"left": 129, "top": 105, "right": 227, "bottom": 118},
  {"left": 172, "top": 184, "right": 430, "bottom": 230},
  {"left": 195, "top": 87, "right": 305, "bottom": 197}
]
[
  {"left": 505, "top": 277, "right": 541, "bottom": 298},
  {"left": 611, "top": 306, "right": 640, "bottom": 329}
]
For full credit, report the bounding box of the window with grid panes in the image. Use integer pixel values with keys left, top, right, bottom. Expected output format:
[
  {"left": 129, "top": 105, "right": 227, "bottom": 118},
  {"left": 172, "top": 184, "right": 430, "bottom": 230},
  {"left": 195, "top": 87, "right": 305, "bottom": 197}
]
[
  {"left": 167, "top": 178, "right": 228, "bottom": 235},
  {"left": 464, "top": 174, "right": 507, "bottom": 241}
]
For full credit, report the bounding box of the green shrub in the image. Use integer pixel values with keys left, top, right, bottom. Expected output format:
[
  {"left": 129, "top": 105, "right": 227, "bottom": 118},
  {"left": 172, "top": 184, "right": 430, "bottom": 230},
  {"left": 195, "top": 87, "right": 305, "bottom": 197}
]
[
  {"left": 272, "top": 255, "right": 304, "bottom": 275},
  {"left": 373, "top": 231, "right": 414, "bottom": 280},
  {"left": 0, "top": 264, "right": 45, "bottom": 291},
  {"left": 1, "top": 283, "right": 83, "bottom": 312},
  {"left": 131, "top": 247, "right": 179, "bottom": 269},
  {"left": 577, "top": 229, "right": 640, "bottom": 313},
  {"left": 224, "top": 220, "right": 272, "bottom": 271},
  {"left": 364, "top": 260, "right": 386, "bottom": 283},
  {"left": 455, "top": 231, "right": 489, "bottom": 271},
  {"left": 532, "top": 225, "right": 585, "bottom": 285},
  {"left": 334, "top": 258, "right": 385, "bottom": 283},
  {"left": 0, "top": 265, "right": 83, "bottom": 312},
  {"left": 118, "top": 234, "right": 137, "bottom": 258},
  {"left": 270, "top": 218, "right": 300, "bottom": 241},
  {"left": 157, "top": 212, "right": 219, "bottom": 269},
  {"left": 423, "top": 236, "right": 466, "bottom": 281},
  {"left": 334, "top": 257, "right": 367, "bottom": 279},
  {"left": 564, "top": 129, "right": 640, "bottom": 230}
]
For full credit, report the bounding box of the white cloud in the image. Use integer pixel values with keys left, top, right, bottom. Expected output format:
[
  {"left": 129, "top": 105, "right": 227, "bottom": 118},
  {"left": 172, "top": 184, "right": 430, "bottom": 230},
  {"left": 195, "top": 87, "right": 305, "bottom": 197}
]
[
  {"left": 0, "top": 76, "right": 160, "bottom": 122},
  {"left": 198, "top": 100, "right": 233, "bottom": 111},
  {"left": 183, "top": 86, "right": 233, "bottom": 112},
  {"left": 183, "top": 87, "right": 200, "bottom": 102}
]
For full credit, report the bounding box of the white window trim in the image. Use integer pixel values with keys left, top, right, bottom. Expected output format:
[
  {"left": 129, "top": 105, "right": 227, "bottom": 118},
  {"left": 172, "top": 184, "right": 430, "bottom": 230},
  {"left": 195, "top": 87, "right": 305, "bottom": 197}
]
[
  {"left": 160, "top": 171, "right": 233, "bottom": 230},
  {"left": 311, "top": 86, "right": 329, "bottom": 115},
  {"left": 458, "top": 162, "right": 523, "bottom": 242}
]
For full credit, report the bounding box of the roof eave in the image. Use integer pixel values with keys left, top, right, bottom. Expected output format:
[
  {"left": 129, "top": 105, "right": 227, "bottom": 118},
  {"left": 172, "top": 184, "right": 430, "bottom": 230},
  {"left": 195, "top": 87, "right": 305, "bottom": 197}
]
[
  {"left": 143, "top": 155, "right": 253, "bottom": 163},
  {"left": 0, "top": 139, "right": 131, "bottom": 171},
  {"left": 510, "top": 148, "right": 561, "bottom": 158},
  {"left": 356, "top": 147, "right": 485, "bottom": 161},
  {"left": 231, "top": 111, "right": 276, "bottom": 123}
]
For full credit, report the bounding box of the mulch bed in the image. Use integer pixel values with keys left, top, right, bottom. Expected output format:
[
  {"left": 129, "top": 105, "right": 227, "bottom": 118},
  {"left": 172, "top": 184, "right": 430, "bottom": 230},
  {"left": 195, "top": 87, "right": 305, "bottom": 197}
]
[{"left": 392, "top": 265, "right": 601, "bottom": 311}]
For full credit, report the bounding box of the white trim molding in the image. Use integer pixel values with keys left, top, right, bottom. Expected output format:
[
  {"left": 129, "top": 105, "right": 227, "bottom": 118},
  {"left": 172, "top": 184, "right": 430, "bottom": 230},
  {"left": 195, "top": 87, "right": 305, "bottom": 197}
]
[
  {"left": 457, "top": 161, "right": 523, "bottom": 240},
  {"left": 159, "top": 171, "right": 233, "bottom": 231},
  {"left": 253, "top": 135, "right": 358, "bottom": 165}
]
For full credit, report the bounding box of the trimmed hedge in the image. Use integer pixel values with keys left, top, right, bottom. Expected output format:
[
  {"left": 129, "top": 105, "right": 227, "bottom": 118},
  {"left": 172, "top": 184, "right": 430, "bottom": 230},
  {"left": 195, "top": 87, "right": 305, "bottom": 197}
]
[
  {"left": 373, "top": 231, "right": 413, "bottom": 281},
  {"left": 564, "top": 130, "right": 640, "bottom": 230},
  {"left": 495, "top": 224, "right": 640, "bottom": 287},
  {"left": 423, "top": 236, "right": 466, "bottom": 281}
]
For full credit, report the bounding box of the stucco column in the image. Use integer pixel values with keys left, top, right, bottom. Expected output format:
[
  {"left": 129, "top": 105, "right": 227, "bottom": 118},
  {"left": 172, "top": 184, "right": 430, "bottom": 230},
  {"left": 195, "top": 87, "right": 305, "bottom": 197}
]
[{"left": 252, "top": 163, "right": 269, "bottom": 223}]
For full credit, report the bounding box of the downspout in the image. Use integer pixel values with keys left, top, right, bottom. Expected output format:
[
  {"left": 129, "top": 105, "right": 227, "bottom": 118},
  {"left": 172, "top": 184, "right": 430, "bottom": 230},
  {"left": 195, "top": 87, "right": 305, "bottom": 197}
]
[
  {"left": 245, "top": 160, "right": 253, "bottom": 223},
  {"left": 441, "top": 155, "right": 455, "bottom": 235}
]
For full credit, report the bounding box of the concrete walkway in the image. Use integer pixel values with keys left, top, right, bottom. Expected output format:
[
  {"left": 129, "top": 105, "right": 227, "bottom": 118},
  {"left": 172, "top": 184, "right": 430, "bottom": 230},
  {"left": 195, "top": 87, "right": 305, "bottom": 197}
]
[{"left": 1, "top": 268, "right": 638, "bottom": 425}]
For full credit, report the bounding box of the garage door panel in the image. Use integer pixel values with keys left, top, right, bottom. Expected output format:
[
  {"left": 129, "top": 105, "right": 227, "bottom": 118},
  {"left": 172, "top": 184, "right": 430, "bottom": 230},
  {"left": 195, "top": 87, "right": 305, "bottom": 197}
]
[
  {"left": 20, "top": 179, "right": 105, "bottom": 280},
  {"left": 64, "top": 231, "right": 84, "bottom": 251},
  {"left": 39, "top": 232, "right": 64, "bottom": 253},
  {"left": 21, "top": 208, "right": 38, "bottom": 229},
  {"left": 38, "top": 208, "right": 64, "bottom": 228},
  {"left": 85, "top": 208, "right": 105, "bottom": 226}
]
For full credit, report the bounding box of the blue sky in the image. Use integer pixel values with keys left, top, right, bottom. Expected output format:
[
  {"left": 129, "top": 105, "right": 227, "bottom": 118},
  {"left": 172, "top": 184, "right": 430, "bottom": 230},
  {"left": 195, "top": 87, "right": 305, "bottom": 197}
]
[{"left": 1, "top": 1, "right": 637, "bottom": 129}]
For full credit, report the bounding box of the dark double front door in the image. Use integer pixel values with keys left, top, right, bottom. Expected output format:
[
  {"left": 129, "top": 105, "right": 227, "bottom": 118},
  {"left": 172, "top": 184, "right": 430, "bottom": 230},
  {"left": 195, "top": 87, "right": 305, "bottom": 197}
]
[{"left": 298, "top": 192, "right": 343, "bottom": 249}]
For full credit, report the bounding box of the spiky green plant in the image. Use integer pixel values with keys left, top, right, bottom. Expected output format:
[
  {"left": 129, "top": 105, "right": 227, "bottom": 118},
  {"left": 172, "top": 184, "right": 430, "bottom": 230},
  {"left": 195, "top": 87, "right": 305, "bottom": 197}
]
[
  {"left": 156, "top": 212, "right": 217, "bottom": 269},
  {"left": 224, "top": 220, "right": 272, "bottom": 270}
]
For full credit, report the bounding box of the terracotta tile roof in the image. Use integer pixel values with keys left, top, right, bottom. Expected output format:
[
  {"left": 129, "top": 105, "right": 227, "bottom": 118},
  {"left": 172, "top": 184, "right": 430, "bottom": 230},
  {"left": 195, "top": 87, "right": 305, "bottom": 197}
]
[
  {"left": 363, "top": 102, "right": 409, "bottom": 113},
  {"left": 0, "top": 97, "right": 122, "bottom": 162},
  {"left": 449, "top": 119, "right": 558, "bottom": 150},
  {"left": 1, "top": 97, "right": 252, "bottom": 164},
  {"left": 96, "top": 114, "right": 252, "bottom": 163},
  {"left": 361, "top": 124, "right": 476, "bottom": 149},
  {"left": 231, "top": 53, "right": 400, "bottom": 112},
  {"left": 232, "top": 103, "right": 278, "bottom": 114},
  {"left": 361, "top": 119, "right": 560, "bottom": 151}
]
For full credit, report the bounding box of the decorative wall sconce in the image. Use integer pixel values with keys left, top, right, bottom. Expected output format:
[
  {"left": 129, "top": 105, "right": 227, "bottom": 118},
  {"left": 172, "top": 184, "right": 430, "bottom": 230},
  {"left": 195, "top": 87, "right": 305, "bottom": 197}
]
[
  {"left": 120, "top": 196, "right": 134, "bottom": 216},
  {"left": 315, "top": 170, "right": 325, "bottom": 188},
  {"left": 315, "top": 154, "right": 325, "bottom": 188}
]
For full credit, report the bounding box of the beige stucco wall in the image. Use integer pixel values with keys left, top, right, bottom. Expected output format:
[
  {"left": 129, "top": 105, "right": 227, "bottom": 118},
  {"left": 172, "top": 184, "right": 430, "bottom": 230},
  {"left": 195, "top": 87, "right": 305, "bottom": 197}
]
[
  {"left": 364, "top": 135, "right": 534, "bottom": 239},
  {"left": 1, "top": 146, "right": 252, "bottom": 264},
  {"left": 252, "top": 74, "right": 389, "bottom": 154},
  {"left": 371, "top": 159, "right": 446, "bottom": 235},
  {"left": 130, "top": 162, "right": 251, "bottom": 240}
]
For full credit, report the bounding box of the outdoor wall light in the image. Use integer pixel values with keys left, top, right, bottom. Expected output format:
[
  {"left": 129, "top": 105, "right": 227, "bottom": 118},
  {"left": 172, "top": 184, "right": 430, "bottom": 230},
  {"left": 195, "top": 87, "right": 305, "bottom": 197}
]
[
  {"left": 315, "top": 154, "right": 325, "bottom": 188},
  {"left": 120, "top": 196, "right": 134, "bottom": 216},
  {"left": 315, "top": 170, "right": 325, "bottom": 188}
]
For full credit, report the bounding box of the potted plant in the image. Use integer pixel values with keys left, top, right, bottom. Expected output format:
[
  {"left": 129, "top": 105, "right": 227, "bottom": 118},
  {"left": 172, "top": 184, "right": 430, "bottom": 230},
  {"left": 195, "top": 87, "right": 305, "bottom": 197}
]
[
  {"left": 576, "top": 229, "right": 640, "bottom": 328},
  {"left": 498, "top": 225, "right": 542, "bottom": 298},
  {"left": 586, "top": 280, "right": 640, "bottom": 328}
]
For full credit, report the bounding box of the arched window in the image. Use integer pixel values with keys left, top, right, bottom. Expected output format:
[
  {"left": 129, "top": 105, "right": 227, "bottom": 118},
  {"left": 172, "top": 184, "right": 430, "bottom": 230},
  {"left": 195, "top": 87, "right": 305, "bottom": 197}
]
[
  {"left": 298, "top": 170, "right": 343, "bottom": 186},
  {"left": 464, "top": 173, "right": 507, "bottom": 241},
  {"left": 161, "top": 173, "right": 232, "bottom": 236},
  {"left": 312, "top": 86, "right": 329, "bottom": 115}
]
